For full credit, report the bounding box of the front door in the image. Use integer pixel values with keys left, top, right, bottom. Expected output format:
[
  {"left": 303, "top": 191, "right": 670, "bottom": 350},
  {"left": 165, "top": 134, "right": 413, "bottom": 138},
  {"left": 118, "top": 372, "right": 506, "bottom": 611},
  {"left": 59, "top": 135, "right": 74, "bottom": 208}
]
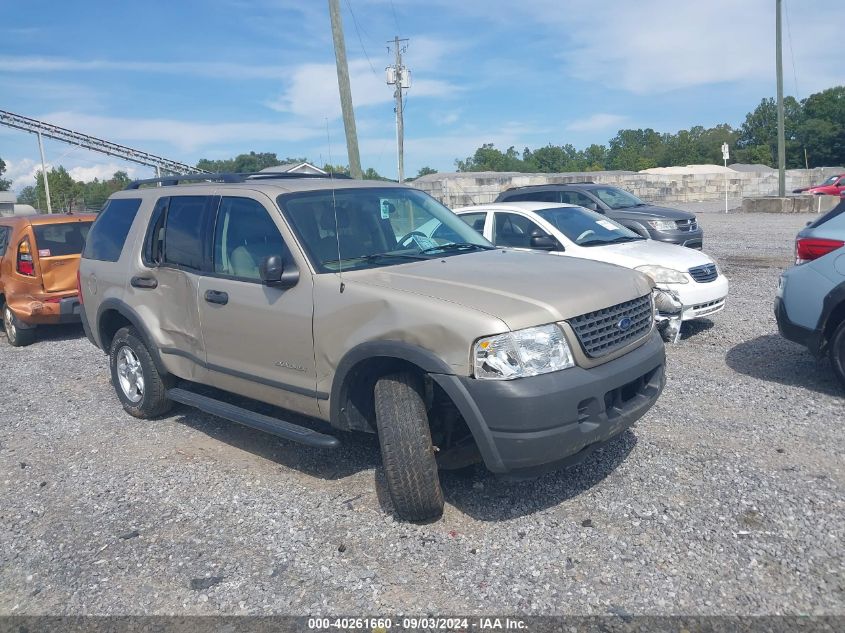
[{"left": 197, "top": 193, "right": 319, "bottom": 416}]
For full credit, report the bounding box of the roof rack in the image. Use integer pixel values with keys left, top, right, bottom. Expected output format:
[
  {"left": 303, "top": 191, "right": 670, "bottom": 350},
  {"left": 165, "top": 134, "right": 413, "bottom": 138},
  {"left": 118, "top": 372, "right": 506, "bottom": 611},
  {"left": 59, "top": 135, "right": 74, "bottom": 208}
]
[
  {"left": 503, "top": 180, "right": 596, "bottom": 192},
  {"left": 124, "top": 171, "right": 351, "bottom": 190}
]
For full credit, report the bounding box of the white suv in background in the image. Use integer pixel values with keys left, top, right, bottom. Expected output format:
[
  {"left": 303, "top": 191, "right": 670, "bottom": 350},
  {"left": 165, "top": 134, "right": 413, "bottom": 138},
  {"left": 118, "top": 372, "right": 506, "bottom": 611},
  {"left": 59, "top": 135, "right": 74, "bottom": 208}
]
[{"left": 450, "top": 202, "right": 729, "bottom": 342}]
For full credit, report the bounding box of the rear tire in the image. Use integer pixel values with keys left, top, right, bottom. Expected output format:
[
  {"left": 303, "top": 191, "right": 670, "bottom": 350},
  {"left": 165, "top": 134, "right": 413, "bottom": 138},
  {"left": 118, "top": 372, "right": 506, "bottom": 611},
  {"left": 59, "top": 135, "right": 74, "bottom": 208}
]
[
  {"left": 829, "top": 320, "right": 845, "bottom": 391},
  {"left": 374, "top": 371, "right": 445, "bottom": 522},
  {"left": 3, "top": 304, "right": 36, "bottom": 347},
  {"left": 109, "top": 326, "right": 174, "bottom": 418}
]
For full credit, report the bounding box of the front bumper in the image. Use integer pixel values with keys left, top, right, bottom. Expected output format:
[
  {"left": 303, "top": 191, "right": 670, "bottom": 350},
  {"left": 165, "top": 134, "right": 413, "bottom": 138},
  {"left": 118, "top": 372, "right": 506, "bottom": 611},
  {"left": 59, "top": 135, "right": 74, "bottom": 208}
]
[
  {"left": 672, "top": 274, "right": 729, "bottom": 320},
  {"left": 649, "top": 228, "right": 704, "bottom": 249},
  {"left": 8, "top": 295, "right": 82, "bottom": 326},
  {"left": 774, "top": 296, "right": 822, "bottom": 355},
  {"left": 432, "top": 330, "right": 665, "bottom": 475}
]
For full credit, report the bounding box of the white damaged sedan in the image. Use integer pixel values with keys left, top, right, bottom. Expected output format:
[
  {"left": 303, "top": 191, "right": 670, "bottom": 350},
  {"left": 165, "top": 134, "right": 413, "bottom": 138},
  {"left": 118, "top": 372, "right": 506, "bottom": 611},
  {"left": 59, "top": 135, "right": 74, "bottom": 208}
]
[{"left": 450, "top": 202, "right": 729, "bottom": 342}]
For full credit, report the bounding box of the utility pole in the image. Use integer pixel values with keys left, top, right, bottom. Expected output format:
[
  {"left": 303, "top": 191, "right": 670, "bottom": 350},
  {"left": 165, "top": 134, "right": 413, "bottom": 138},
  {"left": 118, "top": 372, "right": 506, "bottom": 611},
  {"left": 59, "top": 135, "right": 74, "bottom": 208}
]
[
  {"left": 776, "top": 0, "right": 786, "bottom": 196},
  {"left": 386, "top": 36, "right": 410, "bottom": 182},
  {"left": 327, "top": 0, "right": 363, "bottom": 179},
  {"left": 37, "top": 131, "right": 52, "bottom": 214}
]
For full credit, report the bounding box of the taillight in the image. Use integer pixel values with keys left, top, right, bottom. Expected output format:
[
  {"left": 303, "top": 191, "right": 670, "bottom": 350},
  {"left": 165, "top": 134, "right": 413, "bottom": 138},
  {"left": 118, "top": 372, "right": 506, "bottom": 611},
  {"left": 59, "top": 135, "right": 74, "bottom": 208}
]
[
  {"left": 16, "top": 239, "right": 35, "bottom": 276},
  {"left": 77, "top": 269, "right": 83, "bottom": 305},
  {"left": 795, "top": 237, "right": 845, "bottom": 264}
]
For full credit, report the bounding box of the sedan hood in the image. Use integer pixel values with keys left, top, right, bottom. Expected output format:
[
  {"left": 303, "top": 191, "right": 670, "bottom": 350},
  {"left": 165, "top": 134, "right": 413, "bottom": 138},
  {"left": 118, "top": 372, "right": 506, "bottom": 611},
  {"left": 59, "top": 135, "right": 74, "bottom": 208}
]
[
  {"left": 348, "top": 249, "right": 653, "bottom": 331},
  {"left": 571, "top": 239, "right": 716, "bottom": 272},
  {"left": 607, "top": 204, "right": 694, "bottom": 221}
]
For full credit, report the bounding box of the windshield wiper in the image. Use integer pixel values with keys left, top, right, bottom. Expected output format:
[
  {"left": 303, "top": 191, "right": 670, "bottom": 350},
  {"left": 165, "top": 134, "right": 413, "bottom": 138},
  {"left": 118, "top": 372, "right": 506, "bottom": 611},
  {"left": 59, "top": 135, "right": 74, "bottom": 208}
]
[
  {"left": 579, "top": 236, "right": 644, "bottom": 247},
  {"left": 419, "top": 242, "right": 495, "bottom": 254},
  {"left": 323, "top": 252, "right": 429, "bottom": 265}
]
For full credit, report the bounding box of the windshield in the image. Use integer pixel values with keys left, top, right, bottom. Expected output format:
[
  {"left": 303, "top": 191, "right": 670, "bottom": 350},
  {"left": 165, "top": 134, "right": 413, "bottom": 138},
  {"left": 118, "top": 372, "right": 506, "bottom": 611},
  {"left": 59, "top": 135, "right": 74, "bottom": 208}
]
[
  {"left": 536, "top": 206, "right": 643, "bottom": 247},
  {"left": 33, "top": 222, "right": 93, "bottom": 256},
  {"left": 591, "top": 186, "right": 645, "bottom": 210},
  {"left": 278, "top": 187, "right": 493, "bottom": 272},
  {"left": 820, "top": 175, "right": 839, "bottom": 186}
]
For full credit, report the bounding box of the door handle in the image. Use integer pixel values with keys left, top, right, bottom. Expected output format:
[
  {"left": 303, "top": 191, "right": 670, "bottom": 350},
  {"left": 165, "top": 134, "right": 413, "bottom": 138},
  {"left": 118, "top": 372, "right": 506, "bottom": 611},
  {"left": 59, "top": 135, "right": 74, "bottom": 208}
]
[
  {"left": 130, "top": 276, "right": 158, "bottom": 289},
  {"left": 204, "top": 290, "right": 228, "bottom": 305}
]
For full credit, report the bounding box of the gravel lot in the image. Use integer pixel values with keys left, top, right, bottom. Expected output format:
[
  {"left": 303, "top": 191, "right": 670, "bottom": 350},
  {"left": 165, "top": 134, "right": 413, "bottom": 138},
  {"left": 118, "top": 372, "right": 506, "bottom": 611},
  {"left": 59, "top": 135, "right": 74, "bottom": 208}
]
[{"left": 1, "top": 211, "right": 843, "bottom": 616}]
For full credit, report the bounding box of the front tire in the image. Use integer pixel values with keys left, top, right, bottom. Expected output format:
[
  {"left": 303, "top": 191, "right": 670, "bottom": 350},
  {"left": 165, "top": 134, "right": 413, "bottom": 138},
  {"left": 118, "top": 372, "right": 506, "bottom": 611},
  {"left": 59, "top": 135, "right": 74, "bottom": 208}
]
[
  {"left": 829, "top": 320, "right": 845, "bottom": 390},
  {"left": 109, "top": 326, "right": 173, "bottom": 418},
  {"left": 3, "top": 304, "right": 36, "bottom": 347},
  {"left": 374, "top": 371, "right": 445, "bottom": 522}
]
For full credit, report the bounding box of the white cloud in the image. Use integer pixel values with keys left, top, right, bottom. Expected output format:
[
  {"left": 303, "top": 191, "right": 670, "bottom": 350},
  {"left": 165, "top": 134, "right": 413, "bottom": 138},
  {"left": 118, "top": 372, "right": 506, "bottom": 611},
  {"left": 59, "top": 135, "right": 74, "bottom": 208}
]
[
  {"left": 565, "top": 113, "right": 628, "bottom": 132},
  {"left": 0, "top": 56, "right": 288, "bottom": 79},
  {"left": 5, "top": 158, "right": 43, "bottom": 192},
  {"left": 38, "top": 111, "right": 329, "bottom": 153},
  {"left": 552, "top": 0, "right": 842, "bottom": 95},
  {"left": 68, "top": 163, "right": 140, "bottom": 183},
  {"left": 265, "top": 59, "right": 458, "bottom": 120}
]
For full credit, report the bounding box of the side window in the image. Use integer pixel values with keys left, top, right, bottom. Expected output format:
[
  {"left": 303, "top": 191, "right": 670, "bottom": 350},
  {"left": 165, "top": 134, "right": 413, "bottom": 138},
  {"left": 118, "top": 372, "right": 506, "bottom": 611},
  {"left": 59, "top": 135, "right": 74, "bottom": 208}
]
[
  {"left": 505, "top": 191, "right": 559, "bottom": 203},
  {"left": 458, "top": 212, "right": 487, "bottom": 235},
  {"left": 560, "top": 191, "right": 598, "bottom": 209},
  {"left": 214, "top": 197, "right": 286, "bottom": 281},
  {"left": 163, "top": 196, "right": 209, "bottom": 270},
  {"left": 82, "top": 198, "right": 142, "bottom": 262},
  {"left": 493, "top": 212, "right": 545, "bottom": 248},
  {"left": 0, "top": 226, "right": 10, "bottom": 257}
]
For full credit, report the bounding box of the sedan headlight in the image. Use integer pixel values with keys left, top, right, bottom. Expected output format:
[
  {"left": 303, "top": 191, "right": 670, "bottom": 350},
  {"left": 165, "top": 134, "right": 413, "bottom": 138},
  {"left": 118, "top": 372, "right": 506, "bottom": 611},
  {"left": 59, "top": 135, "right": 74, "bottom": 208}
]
[
  {"left": 473, "top": 324, "right": 574, "bottom": 380},
  {"left": 647, "top": 220, "right": 677, "bottom": 231},
  {"left": 635, "top": 264, "right": 689, "bottom": 285}
]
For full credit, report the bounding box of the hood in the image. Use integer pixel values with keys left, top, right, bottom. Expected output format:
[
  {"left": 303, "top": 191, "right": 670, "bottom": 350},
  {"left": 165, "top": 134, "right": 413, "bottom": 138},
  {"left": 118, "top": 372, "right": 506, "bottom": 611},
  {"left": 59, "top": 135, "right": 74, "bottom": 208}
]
[
  {"left": 606, "top": 204, "right": 694, "bottom": 221},
  {"left": 569, "top": 239, "right": 716, "bottom": 272},
  {"left": 346, "top": 249, "right": 652, "bottom": 331}
]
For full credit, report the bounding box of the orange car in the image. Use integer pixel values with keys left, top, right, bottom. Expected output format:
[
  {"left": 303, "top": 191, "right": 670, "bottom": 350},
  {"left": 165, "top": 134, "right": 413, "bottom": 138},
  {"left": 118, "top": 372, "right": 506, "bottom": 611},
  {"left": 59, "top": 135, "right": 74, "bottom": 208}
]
[{"left": 0, "top": 213, "right": 95, "bottom": 346}]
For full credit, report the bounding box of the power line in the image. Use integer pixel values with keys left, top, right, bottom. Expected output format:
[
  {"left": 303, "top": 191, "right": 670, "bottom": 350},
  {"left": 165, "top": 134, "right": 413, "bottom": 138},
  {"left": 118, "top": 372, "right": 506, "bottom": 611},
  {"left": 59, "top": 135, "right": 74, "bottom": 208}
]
[
  {"left": 343, "top": 0, "right": 378, "bottom": 76},
  {"left": 389, "top": 0, "right": 402, "bottom": 36},
  {"left": 783, "top": 0, "right": 800, "bottom": 99}
]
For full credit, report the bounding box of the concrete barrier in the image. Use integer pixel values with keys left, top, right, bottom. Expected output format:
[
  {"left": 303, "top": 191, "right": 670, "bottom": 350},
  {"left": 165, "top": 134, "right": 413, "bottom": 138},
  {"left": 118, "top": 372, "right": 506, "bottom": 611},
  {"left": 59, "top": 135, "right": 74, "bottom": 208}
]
[
  {"left": 740, "top": 195, "right": 840, "bottom": 214},
  {"left": 411, "top": 167, "right": 845, "bottom": 207}
]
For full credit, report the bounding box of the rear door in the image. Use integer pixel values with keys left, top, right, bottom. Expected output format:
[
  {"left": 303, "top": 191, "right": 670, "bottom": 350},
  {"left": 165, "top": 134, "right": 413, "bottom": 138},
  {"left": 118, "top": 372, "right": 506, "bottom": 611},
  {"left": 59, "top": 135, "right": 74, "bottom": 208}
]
[
  {"left": 31, "top": 220, "right": 93, "bottom": 293},
  {"left": 197, "top": 192, "right": 319, "bottom": 415},
  {"left": 136, "top": 195, "right": 213, "bottom": 379}
]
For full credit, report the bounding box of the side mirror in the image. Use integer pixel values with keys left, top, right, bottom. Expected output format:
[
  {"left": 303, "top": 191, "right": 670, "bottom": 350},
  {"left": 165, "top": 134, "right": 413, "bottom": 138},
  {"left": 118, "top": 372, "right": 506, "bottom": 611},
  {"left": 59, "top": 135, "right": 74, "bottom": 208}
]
[
  {"left": 259, "top": 255, "right": 284, "bottom": 284},
  {"left": 529, "top": 230, "right": 559, "bottom": 251}
]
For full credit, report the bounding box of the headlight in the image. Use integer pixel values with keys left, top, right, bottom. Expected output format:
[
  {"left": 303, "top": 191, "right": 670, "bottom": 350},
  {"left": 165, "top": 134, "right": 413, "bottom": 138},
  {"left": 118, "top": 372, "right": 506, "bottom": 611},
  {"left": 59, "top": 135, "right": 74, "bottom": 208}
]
[
  {"left": 473, "top": 324, "right": 574, "bottom": 380},
  {"left": 635, "top": 264, "right": 689, "bottom": 284},
  {"left": 647, "top": 220, "right": 677, "bottom": 231}
]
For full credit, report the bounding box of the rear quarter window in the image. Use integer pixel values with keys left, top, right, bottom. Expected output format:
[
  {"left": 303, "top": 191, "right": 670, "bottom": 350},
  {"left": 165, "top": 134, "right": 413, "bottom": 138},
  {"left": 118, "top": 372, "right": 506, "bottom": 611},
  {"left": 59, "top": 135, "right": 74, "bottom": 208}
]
[
  {"left": 0, "top": 226, "right": 10, "bottom": 257},
  {"left": 33, "top": 222, "right": 92, "bottom": 257},
  {"left": 82, "top": 198, "right": 142, "bottom": 262}
]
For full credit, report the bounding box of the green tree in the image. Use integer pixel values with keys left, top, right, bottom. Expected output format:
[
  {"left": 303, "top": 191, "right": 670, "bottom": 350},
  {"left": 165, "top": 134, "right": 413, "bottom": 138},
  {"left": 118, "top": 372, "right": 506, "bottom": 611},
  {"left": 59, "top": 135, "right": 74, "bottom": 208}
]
[
  {"left": 607, "top": 128, "right": 665, "bottom": 170},
  {"left": 196, "top": 152, "right": 307, "bottom": 173},
  {"left": 737, "top": 96, "right": 803, "bottom": 167},
  {"left": 414, "top": 166, "right": 438, "bottom": 178},
  {"left": 797, "top": 86, "right": 845, "bottom": 167},
  {"left": 455, "top": 144, "right": 527, "bottom": 172},
  {"left": 17, "top": 186, "right": 37, "bottom": 206},
  {"left": 0, "top": 157, "right": 11, "bottom": 191}
]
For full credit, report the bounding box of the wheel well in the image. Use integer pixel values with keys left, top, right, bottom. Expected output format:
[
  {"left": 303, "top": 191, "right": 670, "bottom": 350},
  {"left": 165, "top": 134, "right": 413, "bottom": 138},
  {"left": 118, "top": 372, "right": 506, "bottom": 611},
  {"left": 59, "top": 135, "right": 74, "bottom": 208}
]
[
  {"left": 99, "top": 309, "right": 133, "bottom": 351},
  {"left": 335, "top": 356, "right": 477, "bottom": 464},
  {"left": 337, "top": 357, "right": 420, "bottom": 432},
  {"left": 824, "top": 301, "right": 845, "bottom": 346}
]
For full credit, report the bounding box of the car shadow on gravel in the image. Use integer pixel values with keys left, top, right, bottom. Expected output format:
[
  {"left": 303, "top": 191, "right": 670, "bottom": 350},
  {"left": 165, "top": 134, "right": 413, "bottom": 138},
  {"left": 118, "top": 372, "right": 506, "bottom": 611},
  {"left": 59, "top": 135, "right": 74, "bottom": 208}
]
[
  {"left": 171, "top": 384, "right": 381, "bottom": 481},
  {"left": 726, "top": 334, "right": 841, "bottom": 396},
  {"left": 679, "top": 319, "right": 714, "bottom": 340},
  {"left": 24, "top": 323, "right": 86, "bottom": 344},
  {"left": 431, "top": 430, "right": 638, "bottom": 522}
]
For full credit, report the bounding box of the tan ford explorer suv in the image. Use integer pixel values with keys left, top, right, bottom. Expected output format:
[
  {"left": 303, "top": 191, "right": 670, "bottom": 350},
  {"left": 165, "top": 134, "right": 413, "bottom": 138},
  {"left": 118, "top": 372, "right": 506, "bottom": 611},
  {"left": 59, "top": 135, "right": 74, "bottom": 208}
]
[{"left": 78, "top": 173, "right": 665, "bottom": 521}]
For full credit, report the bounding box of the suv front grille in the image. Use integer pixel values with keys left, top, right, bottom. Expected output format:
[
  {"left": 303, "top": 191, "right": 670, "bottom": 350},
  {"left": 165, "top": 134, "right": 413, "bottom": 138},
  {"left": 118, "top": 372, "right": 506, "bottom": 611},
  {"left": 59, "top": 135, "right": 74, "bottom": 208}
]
[
  {"left": 688, "top": 263, "right": 718, "bottom": 283},
  {"left": 568, "top": 294, "right": 653, "bottom": 358},
  {"left": 675, "top": 218, "right": 698, "bottom": 232}
]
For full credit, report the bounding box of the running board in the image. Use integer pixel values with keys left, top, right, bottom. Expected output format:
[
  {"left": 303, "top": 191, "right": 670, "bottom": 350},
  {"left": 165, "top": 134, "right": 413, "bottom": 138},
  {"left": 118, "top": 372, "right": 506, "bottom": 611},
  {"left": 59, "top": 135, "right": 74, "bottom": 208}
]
[{"left": 167, "top": 387, "right": 340, "bottom": 449}]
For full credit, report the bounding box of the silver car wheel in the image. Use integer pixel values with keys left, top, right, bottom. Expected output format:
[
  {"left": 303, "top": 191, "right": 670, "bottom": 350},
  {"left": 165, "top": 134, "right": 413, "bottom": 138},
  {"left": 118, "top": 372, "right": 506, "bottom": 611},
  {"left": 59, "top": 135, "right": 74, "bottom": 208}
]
[
  {"left": 4, "top": 306, "right": 16, "bottom": 340},
  {"left": 116, "top": 346, "right": 145, "bottom": 403}
]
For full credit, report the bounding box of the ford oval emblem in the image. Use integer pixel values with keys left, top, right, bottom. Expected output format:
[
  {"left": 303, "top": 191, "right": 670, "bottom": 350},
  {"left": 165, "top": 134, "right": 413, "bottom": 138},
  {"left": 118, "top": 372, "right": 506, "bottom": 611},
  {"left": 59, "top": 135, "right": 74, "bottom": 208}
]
[{"left": 617, "top": 317, "right": 633, "bottom": 331}]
